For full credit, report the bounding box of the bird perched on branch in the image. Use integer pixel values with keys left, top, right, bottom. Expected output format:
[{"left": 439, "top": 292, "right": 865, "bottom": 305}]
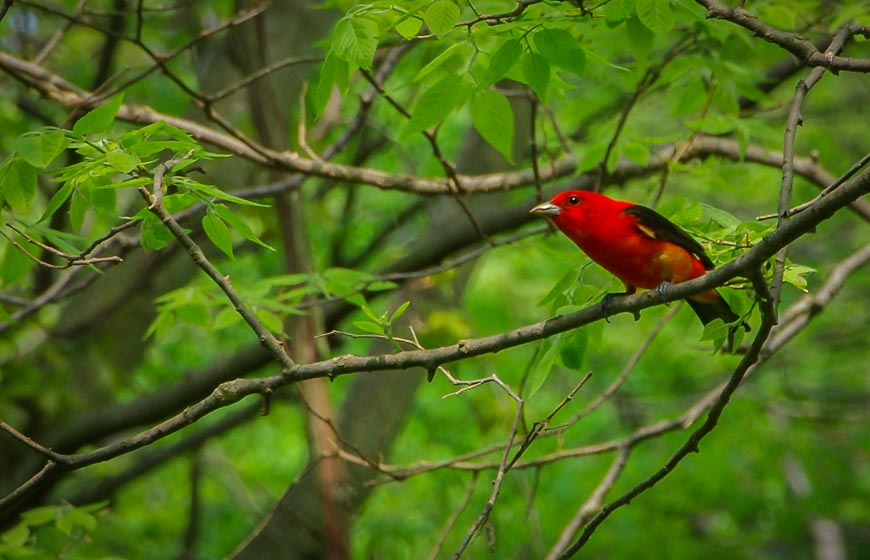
[{"left": 531, "top": 190, "right": 747, "bottom": 348}]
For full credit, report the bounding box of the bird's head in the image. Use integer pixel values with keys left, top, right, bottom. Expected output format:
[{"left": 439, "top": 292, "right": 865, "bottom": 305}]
[{"left": 529, "top": 190, "right": 605, "bottom": 229}]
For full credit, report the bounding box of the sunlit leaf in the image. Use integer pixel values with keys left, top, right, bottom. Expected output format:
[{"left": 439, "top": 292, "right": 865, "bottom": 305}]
[
  {"left": 559, "top": 328, "right": 588, "bottom": 370},
  {"left": 481, "top": 38, "right": 523, "bottom": 87},
  {"left": 424, "top": 0, "right": 459, "bottom": 37},
  {"left": 532, "top": 28, "right": 586, "bottom": 77},
  {"left": 390, "top": 300, "right": 411, "bottom": 323},
  {"left": 2, "top": 158, "right": 37, "bottom": 214},
  {"left": 333, "top": 16, "right": 378, "bottom": 70},
  {"left": 526, "top": 340, "right": 558, "bottom": 399},
  {"left": 73, "top": 93, "right": 124, "bottom": 135},
  {"left": 354, "top": 320, "right": 384, "bottom": 335},
  {"left": 406, "top": 75, "right": 472, "bottom": 132},
  {"left": 14, "top": 129, "right": 68, "bottom": 167},
  {"left": 212, "top": 204, "right": 274, "bottom": 251},
  {"left": 471, "top": 89, "right": 514, "bottom": 163},
  {"left": 521, "top": 52, "right": 551, "bottom": 100},
  {"left": 202, "top": 213, "right": 234, "bottom": 259},
  {"left": 636, "top": 0, "right": 674, "bottom": 34}
]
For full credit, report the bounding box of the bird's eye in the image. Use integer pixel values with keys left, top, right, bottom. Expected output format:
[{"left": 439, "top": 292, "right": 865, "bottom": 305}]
[{"left": 567, "top": 195, "right": 580, "bottom": 206}]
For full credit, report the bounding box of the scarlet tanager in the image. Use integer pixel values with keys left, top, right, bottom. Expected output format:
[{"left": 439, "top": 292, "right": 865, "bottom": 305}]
[{"left": 531, "top": 190, "right": 745, "bottom": 336}]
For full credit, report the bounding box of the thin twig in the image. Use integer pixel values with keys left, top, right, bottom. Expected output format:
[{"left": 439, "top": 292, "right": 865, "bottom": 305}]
[
  {"left": 427, "top": 473, "right": 479, "bottom": 560},
  {"left": 562, "top": 304, "right": 681, "bottom": 428},
  {"left": 770, "top": 23, "right": 854, "bottom": 308},
  {"left": 137, "top": 157, "right": 294, "bottom": 371},
  {"left": 3, "top": 223, "right": 123, "bottom": 269},
  {"left": 545, "top": 446, "right": 631, "bottom": 560},
  {"left": 696, "top": 1, "right": 870, "bottom": 72},
  {"left": 452, "top": 375, "right": 524, "bottom": 558},
  {"left": 557, "top": 269, "right": 777, "bottom": 557},
  {"left": 1, "top": 168, "right": 867, "bottom": 513}
]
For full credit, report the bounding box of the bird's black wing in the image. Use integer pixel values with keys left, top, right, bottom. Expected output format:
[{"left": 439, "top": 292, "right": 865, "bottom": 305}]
[{"left": 622, "top": 205, "right": 715, "bottom": 270}]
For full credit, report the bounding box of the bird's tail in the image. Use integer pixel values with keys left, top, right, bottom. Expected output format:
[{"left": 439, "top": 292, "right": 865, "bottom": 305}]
[{"left": 687, "top": 294, "right": 749, "bottom": 352}]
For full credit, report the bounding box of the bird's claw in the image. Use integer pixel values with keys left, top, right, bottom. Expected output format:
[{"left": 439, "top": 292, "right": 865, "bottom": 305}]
[{"left": 654, "top": 281, "right": 672, "bottom": 302}]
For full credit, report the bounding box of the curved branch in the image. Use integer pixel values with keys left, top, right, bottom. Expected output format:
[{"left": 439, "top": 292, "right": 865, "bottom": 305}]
[
  {"left": 2, "top": 160, "right": 866, "bottom": 516},
  {"left": 696, "top": 1, "right": 870, "bottom": 73}
]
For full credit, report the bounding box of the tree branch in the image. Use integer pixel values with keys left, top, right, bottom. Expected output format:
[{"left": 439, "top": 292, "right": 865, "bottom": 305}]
[
  {"left": 3, "top": 160, "right": 866, "bottom": 515},
  {"left": 696, "top": 1, "right": 870, "bottom": 72}
]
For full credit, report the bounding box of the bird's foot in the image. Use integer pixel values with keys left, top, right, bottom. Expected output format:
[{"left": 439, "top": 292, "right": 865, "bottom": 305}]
[{"left": 654, "top": 281, "right": 672, "bottom": 302}]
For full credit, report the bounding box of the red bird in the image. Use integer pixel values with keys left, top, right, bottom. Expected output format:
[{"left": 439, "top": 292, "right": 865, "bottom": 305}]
[{"left": 531, "top": 190, "right": 743, "bottom": 331}]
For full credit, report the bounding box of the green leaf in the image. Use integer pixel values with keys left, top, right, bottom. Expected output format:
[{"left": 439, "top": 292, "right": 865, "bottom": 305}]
[
  {"left": 406, "top": 76, "right": 472, "bottom": 133},
  {"left": 636, "top": 0, "right": 674, "bottom": 34},
  {"left": 144, "top": 310, "right": 174, "bottom": 340},
  {"left": 361, "top": 302, "right": 382, "bottom": 323},
  {"left": 416, "top": 41, "right": 472, "bottom": 84},
  {"left": 538, "top": 267, "right": 580, "bottom": 308},
  {"left": 757, "top": 5, "right": 797, "bottom": 29},
  {"left": 95, "top": 176, "right": 151, "bottom": 190},
  {"left": 56, "top": 514, "right": 74, "bottom": 536},
  {"left": 69, "top": 189, "right": 88, "bottom": 233},
  {"left": 521, "top": 52, "right": 551, "bottom": 100},
  {"left": 532, "top": 28, "right": 586, "bottom": 77},
  {"left": 39, "top": 182, "right": 75, "bottom": 222},
  {"left": 2, "top": 158, "right": 37, "bottom": 214},
  {"left": 21, "top": 505, "right": 62, "bottom": 526},
  {"left": 333, "top": 16, "right": 379, "bottom": 70},
  {"left": 526, "top": 340, "right": 558, "bottom": 399},
  {"left": 0, "top": 302, "right": 13, "bottom": 324},
  {"left": 606, "top": 145, "right": 621, "bottom": 173},
  {"left": 212, "top": 203, "right": 274, "bottom": 251},
  {"left": 105, "top": 150, "right": 139, "bottom": 173},
  {"left": 367, "top": 280, "right": 397, "bottom": 291},
  {"left": 605, "top": 0, "right": 637, "bottom": 24},
  {"left": 700, "top": 203, "right": 742, "bottom": 228},
  {"left": 390, "top": 300, "right": 411, "bottom": 323},
  {"left": 66, "top": 507, "right": 98, "bottom": 531},
  {"left": 73, "top": 93, "right": 124, "bottom": 135},
  {"left": 700, "top": 319, "right": 728, "bottom": 349},
  {"left": 90, "top": 179, "right": 117, "bottom": 214},
  {"left": 626, "top": 13, "right": 655, "bottom": 54},
  {"left": 14, "top": 129, "right": 68, "bottom": 167},
  {"left": 202, "top": 213, "right": 234, "bottom": 259},
  {"left": 685, "top": 114, "right": 738, "bottom": 135},
  {"left": 471, "top": 89, "right": 514, "bottom": 163},
  {"left": 1, "top": 233, "right": 35, "bottom": 286},
  {"left": 1, "top": 523, "right": 29, "bottom": 547},
  {"left": 140, "top": 214, "right": 173, "bottom": 251},
  {"left": 354, "top": 320, "right": 385, "bottom": 335},
  {"left": 782, "top": 264, "right": 815, "bottom": 292},
  {"left": 481, "top": 38, "right": 523, "bottom": 87},
  {"left": 576, "top": 142, "right": 608, "bottom": 173},
  {"left": 621, "top": 141, "right": 650, "bottom": 165},
  {"left": 559, "top": 328, "right": 588, "bottom": 370},
  {"left": 395, "top": 14, "right": 423, "bottom": 38},
  {"left": 171, "top": 177, "right": 269, "bottom": 207},
  {"left": 424, "top": 0, "right": 460, "bottom": 37},
  {"left": 314, "top": 52, "right": 348, "bottom": 119}
]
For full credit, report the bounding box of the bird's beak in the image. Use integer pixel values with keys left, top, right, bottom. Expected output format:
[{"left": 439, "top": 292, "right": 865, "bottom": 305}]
[{"left": 530, "top": 202, "right": 561, "bottom": 216}]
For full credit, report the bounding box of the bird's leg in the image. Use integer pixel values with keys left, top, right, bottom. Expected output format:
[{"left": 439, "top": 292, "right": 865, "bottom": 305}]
[{"left": 600, "top": 284, "right": 640, "bottom": 322}]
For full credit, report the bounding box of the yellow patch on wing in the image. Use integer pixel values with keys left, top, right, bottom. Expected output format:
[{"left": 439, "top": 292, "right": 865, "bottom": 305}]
[{"left": 636, "top": 223, "right": 657, "bottom": 239}]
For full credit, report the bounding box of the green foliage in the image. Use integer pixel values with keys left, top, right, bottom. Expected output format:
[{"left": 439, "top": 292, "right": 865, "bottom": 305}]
[
  {"left": 636, "top": 0, "right": 675, "bottom": 34},
  {"left": 423, "top": 0, "right": 460, "bottom": 37},
  {"left": 470, "top": 89, "right": 514, "bottom": 163},
  {"left": 405, "top": 75, "right": 473, "bottom": 133},
  {"left": 1, "top": 1, "right": 868, "bottom": 559},
  {"left": 0, "top": 502, "right": 109, "bottom": 558}
]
